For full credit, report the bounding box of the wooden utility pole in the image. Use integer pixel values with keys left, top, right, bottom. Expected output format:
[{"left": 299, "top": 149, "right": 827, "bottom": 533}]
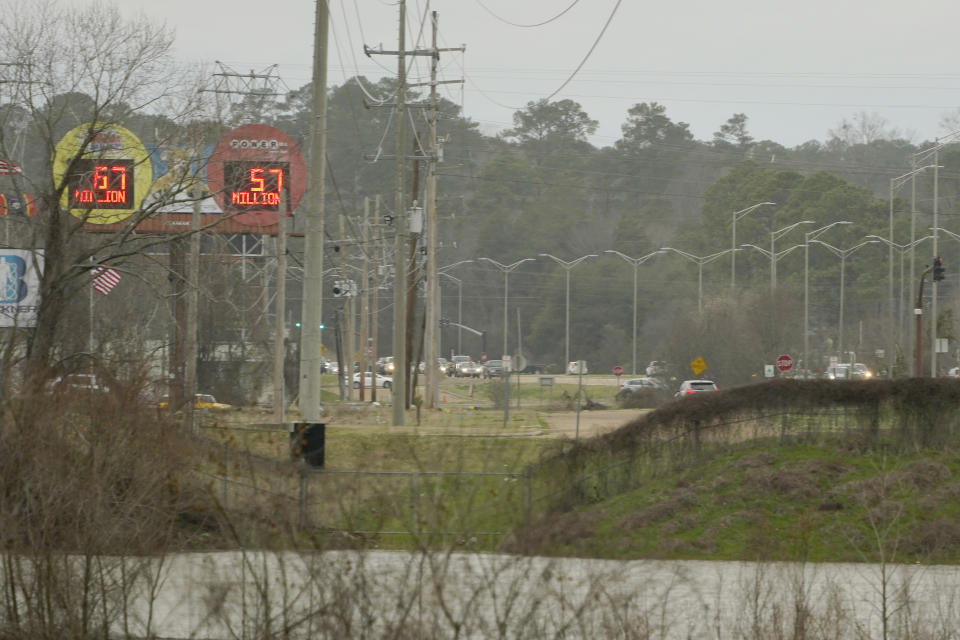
[
  {"left": 424, "top": 11, "right": 464, "bottom": 409},
  {"left": 385, "top": 0, "right": 409, "bottom": 425},
  {"left": 272, "top": 192, "right": 288, "bottom": 422},
  {"left": 371, "top": 195, "right": 381, "bottom": 404},
  {"left": 359, "top": 197, "right": 370, "bottom": 401},
  {"left": 299, "top": 0, "right": 330, "bottom": 422}
]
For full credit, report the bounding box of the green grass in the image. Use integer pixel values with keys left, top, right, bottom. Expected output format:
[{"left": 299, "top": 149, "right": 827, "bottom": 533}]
[{"left": 513, "top": 441, "right": 960, "bottom": 563}]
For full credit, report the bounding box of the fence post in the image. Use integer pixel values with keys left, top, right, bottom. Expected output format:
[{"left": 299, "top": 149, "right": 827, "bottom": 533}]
[
  {"left": 409, "top": 473, "right": 418, "bottom": 537},
  {"left": 523, "top": 466, "right": 532, "bottom": 528},
  {"left": 298, "top": 467, "right": 308, "bottom": 530}
]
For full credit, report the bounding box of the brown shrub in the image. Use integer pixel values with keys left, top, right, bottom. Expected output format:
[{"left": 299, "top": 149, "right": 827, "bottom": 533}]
[
  {"left": 746, "top": 468, "right": 820, "bottom": 499},
  {"left": 905, "top": 517, "right": 960, "bottom": 555},
  {"left": 736, "top": 452, "right": 776, "bottom": 468},
  {"left": 504, "top": 509, "right": 600, "bottom": 554},
  {"left": 621, "top": 488, "right": 698, "bottom": 530},
  {"left": 897, "top": 460, "right": 952, "bottom": 489}
]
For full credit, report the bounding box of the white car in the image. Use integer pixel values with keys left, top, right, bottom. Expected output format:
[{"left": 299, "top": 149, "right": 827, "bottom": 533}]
[
  {"left": 352, "top": 372, "right": 392, "bottom": 389},
  {"left": 674, "top": 380, "right": 719, "bottom": 397}
]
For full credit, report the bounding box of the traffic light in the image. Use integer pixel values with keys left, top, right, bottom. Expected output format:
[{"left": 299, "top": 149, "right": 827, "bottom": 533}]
[{"left": 934, "top": 256, "right": 945, "bottom": 282}]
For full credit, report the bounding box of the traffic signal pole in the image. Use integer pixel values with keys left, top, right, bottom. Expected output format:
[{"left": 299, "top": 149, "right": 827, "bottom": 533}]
[{"left": 915, "top": 266, "right": 932, "bottom": 377}]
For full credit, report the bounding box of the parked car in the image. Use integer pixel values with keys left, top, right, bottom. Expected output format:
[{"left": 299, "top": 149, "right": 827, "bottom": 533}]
[
  {"left": 616, "top": 377, "right": 667, "bottom": 399},
  {"left": 50, "top": 373, "right": 107, "bottom": 393},
  {"left": 483, "top": 359, "right": 504, "bottom": 378},
  {"left": 675, "top": 380, "right": 719, "bottom": 397},
  {"left": 157, "top": 393, "right": 232, "bottom": 411},
  {"left": 352, "top": 372, "right": 392, "bottom": 389},
  {"left": 567, "top": 361, "right": 588, "bottom": 375}
]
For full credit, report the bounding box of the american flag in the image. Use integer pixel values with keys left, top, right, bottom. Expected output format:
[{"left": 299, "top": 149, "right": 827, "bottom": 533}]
[{"left": 91, "top": 266, "right": 122, "bottom": 295}]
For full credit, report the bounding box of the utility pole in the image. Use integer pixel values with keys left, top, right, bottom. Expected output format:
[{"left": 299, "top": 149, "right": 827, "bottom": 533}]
[
  {"left": 423, "top": 11, "right": 464, "bottom": 409},
  {"left": 272, "top": 191, "right": 288, "bottom": 422},
  {"left": 299, "top": 0, "right": 329, "bottom": 423},
  {"left": 359, "top": 197, "right": 370, "bottom": 401},
  {"left": 371, "top": 195, "right": 381, "bottom": 404}
]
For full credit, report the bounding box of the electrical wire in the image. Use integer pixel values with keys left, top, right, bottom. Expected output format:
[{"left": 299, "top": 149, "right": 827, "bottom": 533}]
[{"left": 474, "top": 0, "right": 583, "bottom": 28}]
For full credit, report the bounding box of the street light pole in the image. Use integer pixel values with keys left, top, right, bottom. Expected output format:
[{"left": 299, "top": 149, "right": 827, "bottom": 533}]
[
  {"left": 479, "top": 257, "right": 535, "bottom": 359},
  {"left": 538, "top": 253, "right": 597, "bottom": 367},
  {"left": 770, "top": 221, "right": 814, "bottom": 292},
  {"left": 740, "top": 243, "right": 805, "bottom": 293},
  {"left": 914, "top": 132, "right": 960, "bottom": 376},
  {"left": 438, "top": 260, "right": 473, "bottom": 357},
  {"left": 660, "top": 247, "right": 737, "bottom": 315},
  {"left": 605, "top": 249, "right": 663, "bottom": 375},
  {"left": 866, "top": 234, "right": 933, "bottom": 376},
  {"left": 731, "top": 202, "right": 776, "bottom": 290},
  {"left": 803, "top": 221, "right": 852, "bottom": 374},
  {"left": 809, "top": 239, "right": 880, "bottom": 363}
]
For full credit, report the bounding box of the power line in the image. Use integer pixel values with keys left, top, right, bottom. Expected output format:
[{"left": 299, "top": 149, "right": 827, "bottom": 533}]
[{"left": 473, "top": 0, "right": 584, "bottom": 28}]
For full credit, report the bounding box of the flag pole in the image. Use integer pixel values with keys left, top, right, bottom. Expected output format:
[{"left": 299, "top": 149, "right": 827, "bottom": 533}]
[{"left": 88, "top": 259, "right": 94, "bottom": 352}]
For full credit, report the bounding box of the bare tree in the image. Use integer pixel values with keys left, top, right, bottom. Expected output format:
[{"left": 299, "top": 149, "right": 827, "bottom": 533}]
[{"left": 0, "top": 0, "right": 210, "bottom": 393}]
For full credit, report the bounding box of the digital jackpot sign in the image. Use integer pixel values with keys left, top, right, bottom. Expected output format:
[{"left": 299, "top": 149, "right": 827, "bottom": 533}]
[
  {"left": 52, "top": 123, "right": 151, "bottom": 224},
  {"left": 66, "top": 159, "right": 135, "bottom": 209},
  {"left": 206, "top": 124, "right": 305, "bottom": 227},
  {"left": 223, "top": 160, "right": 290, "bottom": 211}
]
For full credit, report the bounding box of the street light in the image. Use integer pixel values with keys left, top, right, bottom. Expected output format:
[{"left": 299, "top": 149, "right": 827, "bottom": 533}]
[
  {"left": 731, "top": 202, "right": 776, "bottom": 290},
  {"left": 914, "top": 131, "right": 960, "bottom": 376},
  {"left": 438, "top": 260, "right": 473, "bottom": 356},
  {"left": 866, "top": 234, "right": 933, "bottom": 377},
  {"left": 740, "top": 241, "right": 805, "bottom": 293},
  {"left": 809, "top": 239, "right": 880, "bottom": 363},
  {"left": 604, "top": 249, "right": 664, "bottom": 375},
  {"left": 538, "top": 253, "right": 597, "bottom": 367},
  {"left": 660, "top": 247, "right": 737, "bottom": 315},
  {"left": 770, "top": 221, "right": 814, "bottom": 291},
  {"left": 889, "top": 166, "right": 936, "bottom": 374},
  {"left": 478, "top": 257, "right": 535, "bottom": 359},
  {"left": 803, "top": 221, "right": 852, "bottom": 375}
]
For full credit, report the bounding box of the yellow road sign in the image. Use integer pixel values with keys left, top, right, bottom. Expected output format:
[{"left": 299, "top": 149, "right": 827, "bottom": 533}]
[{"left": 690, "top": 356, "right": 707, "bottom": 376}]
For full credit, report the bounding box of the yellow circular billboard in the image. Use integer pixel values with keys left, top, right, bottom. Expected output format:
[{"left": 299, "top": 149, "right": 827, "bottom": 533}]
[{"left": 52, "top": 122, "right": 152, "bottom": 224}]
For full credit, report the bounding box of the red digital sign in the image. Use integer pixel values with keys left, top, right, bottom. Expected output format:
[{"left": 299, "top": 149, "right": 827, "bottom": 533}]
[
  {"left": 67, "top": 158, "right": 135, "bottom": 209},
  {"left": 223, "top": 161, "right": 289, "bottom": 211},
  {"left": 206, "top": 124, "right": 305, "bottom": 227}
]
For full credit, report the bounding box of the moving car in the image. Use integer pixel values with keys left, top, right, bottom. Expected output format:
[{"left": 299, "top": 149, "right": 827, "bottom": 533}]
[
  {"left": 456, "top": 360, "right": 484, "bottom": 377},
  {"left": 675, "top": 380, "right": 719, "bottom": 397},
  {"left": 824, "top": 364, "right": 851, "bottom": 380},
  {"left": 352, "top": 372, "right": 392, "bottom": 389},
  {"left": 616, "top": 377, "right": 667, "bottom": 399},
  {"left": 483, "top": 359, "right": 504, "bottom": 378}
]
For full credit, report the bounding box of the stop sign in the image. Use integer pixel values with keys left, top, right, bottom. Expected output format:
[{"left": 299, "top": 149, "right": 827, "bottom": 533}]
[
  {"left": 776, "top": 354, "right": 794, "bottom": 372},
  {"left": 612, "top": 365, "right": 624, "bottom": 377}
]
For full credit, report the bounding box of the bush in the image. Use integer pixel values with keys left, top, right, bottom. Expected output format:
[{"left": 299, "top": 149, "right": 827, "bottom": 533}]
[{"left": 616, "top": 388, "right": 664, "bottom": 409}]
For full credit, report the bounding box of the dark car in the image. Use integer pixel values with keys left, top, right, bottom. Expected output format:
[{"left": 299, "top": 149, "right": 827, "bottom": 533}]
[{"left": 484, "top": 359, "right": 504, "bottom": 378}]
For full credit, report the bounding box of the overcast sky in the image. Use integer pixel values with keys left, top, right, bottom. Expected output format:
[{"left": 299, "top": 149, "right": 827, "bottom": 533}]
[{"left": 104, "top": 0, "right": 960, "bottom": 148}]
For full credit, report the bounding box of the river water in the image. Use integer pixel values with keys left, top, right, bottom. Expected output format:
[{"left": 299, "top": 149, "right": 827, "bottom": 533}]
[{"left": 114, "top": 551, "right": 960, "bottom": 639}]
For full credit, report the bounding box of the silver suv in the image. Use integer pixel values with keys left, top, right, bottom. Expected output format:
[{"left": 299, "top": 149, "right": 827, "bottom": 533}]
[{"left": 675, "top": 379, "right": 718, "bottom": 397}]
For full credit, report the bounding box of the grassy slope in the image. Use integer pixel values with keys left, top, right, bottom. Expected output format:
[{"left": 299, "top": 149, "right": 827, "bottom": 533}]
[{"left": 511, "top": 441, "right": 960, "bottom": 564}]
